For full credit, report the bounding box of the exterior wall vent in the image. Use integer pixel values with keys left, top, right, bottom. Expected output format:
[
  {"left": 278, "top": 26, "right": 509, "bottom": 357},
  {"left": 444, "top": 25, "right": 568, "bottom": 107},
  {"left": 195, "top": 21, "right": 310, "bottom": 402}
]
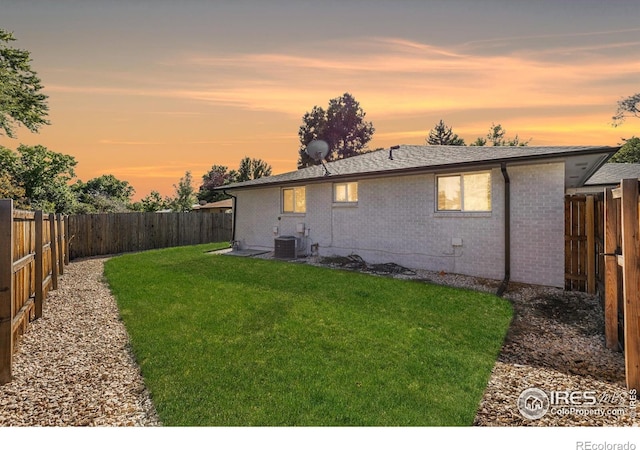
[{"left": 274, "top": 236, "right": 297, "bottom": 259}]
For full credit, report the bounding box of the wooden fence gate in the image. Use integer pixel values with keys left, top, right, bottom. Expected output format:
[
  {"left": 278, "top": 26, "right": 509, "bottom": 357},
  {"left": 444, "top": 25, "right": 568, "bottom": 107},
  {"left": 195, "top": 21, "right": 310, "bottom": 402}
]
[
  {"left": 565, "top": 194, "right": 604, "bottom": 294},
  {"left": 603, "top": 179, "right": 640, "bottom": 391}
]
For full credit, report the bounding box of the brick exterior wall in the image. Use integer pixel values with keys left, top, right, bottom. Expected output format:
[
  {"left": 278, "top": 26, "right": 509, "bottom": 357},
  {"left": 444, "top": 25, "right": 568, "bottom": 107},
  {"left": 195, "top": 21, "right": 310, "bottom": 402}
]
[
  {"left": 509, "top": 162, "right": 565, "bottom": 287},
  {"left": 234, "top": 161, "right": 565, "bottom": 288}
]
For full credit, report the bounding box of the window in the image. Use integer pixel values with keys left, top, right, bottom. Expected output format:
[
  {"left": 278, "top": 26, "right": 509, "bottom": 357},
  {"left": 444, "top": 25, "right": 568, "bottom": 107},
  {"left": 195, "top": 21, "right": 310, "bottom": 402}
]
[
  {"left": 282, "top": 187, "right": 306, "bottom": 213},
  {"left": 334, "top": 182, "right": 358, "bottom": 203},
  {"left": 437, "top": 172, "right": 491, "bottom": 211}
]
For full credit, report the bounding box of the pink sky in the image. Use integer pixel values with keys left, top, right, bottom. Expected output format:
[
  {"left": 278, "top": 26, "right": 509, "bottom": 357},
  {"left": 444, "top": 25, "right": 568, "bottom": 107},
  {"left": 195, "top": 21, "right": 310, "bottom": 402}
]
[{"left": 2, "top": 1, "right": 639, "bottom": 199}]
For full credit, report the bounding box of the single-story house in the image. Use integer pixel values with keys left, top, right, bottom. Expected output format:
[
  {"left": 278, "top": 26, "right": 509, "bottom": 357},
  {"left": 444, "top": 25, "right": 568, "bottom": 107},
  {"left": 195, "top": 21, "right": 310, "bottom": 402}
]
[
  {"left": 192, "top": 199, "right": 233, "bottom": 213},
  {"left": 217, "top": 145, "right": 619, "bottom": 289}
]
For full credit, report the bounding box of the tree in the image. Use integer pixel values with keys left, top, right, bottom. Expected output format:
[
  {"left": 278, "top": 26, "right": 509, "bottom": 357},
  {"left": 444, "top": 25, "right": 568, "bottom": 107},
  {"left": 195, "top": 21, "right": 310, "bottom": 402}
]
[
  {"left": 73, "top": 174, "right": 135, "bottom": 213},
  {"left": 609, "top": 136, "right": 640, "bottom": 163},
  {"left": 170, "top": 171, "right": 196, "bottom": 212},
  {"left": 0, "top": 171, "right": 25, "bottom": 206},
  {"left": 612, "top": 93, "right": 640, "bottom": 127},
  {"left": 197, "top": 158, "right": 273, "bottom": 203},
  {"left": 297, "top": 92, "right": 374, "bottom": 168},
  {"left": 426, "top": 120, "right": 465, "bottom": 145},
  {"left": 0, "top": 146, "right": 23, "bottom": 200},
  {"left": 235, "top": 157, "right": 272, "bottom": 182},
  {"left": 1, "top": 144, "right": 77, "bottom": 213},
  {"left": 134, "top": 190, "right": 171, "bottom": 212},
  {"left": 197, "top": 165, "right": 235, "bottom": 203},
  {"left": 297, "top": 105, "right": 327, "bottom": 168},
  {"left": 0, "top": 29, "right": 49, "bottom": 138},
  {"left": 470, "top": 137, "right": 487, "bottom": 146},
  {"left": 471, "top": 123, "right": 530, "bottom": 146}
]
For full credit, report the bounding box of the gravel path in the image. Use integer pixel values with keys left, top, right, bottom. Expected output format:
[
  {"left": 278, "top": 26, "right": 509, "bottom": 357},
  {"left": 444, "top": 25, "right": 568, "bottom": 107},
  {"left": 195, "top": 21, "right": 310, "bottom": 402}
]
[
  {"left": 0, "top": 257, "right": 159, "bottom": 426},
  {"left": 1, "top": 253, "right": 637, "bottom": 426},
  {"left": 473, "top": 284, "right": 636, "bottom": 426}
]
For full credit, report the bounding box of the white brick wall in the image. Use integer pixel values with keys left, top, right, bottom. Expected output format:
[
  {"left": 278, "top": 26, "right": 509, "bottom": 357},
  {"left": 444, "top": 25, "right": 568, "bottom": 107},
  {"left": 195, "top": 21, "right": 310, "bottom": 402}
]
[
  {"left": 509, "top": 162, "right": 565, "bottom": 287},
  {"left": 233, "top": 161, "right": 566, "bottom": 288}
]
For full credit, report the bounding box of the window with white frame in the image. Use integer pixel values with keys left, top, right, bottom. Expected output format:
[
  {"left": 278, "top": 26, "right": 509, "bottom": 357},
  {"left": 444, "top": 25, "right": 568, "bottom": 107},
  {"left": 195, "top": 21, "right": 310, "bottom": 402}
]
[
  {"left": 282, "top": 186, "right": 306, "bottom": 213},
  {"left": 333, "top": 182, "right": 358, "bottom": 203},
  {"left": 436, "top": 172, "right": 491, "bottom": 211}
]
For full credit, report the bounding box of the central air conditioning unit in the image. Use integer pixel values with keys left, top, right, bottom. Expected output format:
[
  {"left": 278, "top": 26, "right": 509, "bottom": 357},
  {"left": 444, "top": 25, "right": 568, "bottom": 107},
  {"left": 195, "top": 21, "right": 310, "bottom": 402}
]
[{"left": 274, "top": 236, "right": 297, "bottom": 259}]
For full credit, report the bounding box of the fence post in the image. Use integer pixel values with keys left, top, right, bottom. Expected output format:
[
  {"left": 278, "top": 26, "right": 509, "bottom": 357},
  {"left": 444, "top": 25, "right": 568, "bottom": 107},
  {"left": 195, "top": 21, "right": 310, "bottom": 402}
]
[
  {"left": 49, "top": 213, "right": 58, "bottom": 290},
  {"left": 0, "top": 199, "right": 14, "bottom": 383},
  {"left": 56, "top": 214, "right": 64, "bottom": 275},
  {"left": 621, "top": 179, "right": 640, "bottom": 390},
  {"left": 64, "top": 216, "right": 70, "bottom": 265},
  {"left": 586, "top": 196, "right": 596, "bottom": 294},
  {"left": 603, "top": 188, "right": 619, "bottom": 351},
  {"left": 34, "top": 210, "right": 44, "bottom": 319}
]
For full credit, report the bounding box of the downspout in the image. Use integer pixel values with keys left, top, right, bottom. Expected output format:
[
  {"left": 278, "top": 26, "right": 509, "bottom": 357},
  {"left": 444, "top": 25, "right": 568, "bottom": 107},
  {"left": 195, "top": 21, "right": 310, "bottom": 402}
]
[
  {"left": 223, "top": 190, "right": 237, "bottom": 246},
  {"left": 496, "top": 163, "right": 510, "bottom": 297}
]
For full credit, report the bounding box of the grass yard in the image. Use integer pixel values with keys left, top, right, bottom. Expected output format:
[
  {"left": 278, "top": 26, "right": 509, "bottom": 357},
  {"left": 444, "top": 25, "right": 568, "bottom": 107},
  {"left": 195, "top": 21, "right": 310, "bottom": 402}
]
[{"left": 103, "top": 243, "right": 512, "bottom": 426}]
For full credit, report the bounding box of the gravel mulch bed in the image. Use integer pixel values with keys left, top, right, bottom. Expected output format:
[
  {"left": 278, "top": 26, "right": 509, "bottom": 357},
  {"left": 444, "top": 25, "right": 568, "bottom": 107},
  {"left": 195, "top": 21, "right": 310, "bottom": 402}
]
[
  {"left": 1, "top": 251, "right": 637, "bottom": 426},
  {"left": 0, "top": 257, "right": 159, "bottom": 426}
]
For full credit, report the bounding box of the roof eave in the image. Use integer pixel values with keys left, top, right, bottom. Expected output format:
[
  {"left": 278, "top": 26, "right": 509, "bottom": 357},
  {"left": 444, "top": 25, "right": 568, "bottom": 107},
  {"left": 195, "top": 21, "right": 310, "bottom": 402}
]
[{"left": 216, "top": 146, "right": 619, "bottom": 191}]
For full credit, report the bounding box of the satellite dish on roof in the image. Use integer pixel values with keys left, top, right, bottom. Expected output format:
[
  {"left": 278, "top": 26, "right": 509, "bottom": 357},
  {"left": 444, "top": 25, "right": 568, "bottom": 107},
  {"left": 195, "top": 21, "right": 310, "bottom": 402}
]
[
  {"left": 305, "top": 139, "right": 330, "bottom": 162},
  {"left": 304, "top": 139, "right": 331, "bottom": 176}
]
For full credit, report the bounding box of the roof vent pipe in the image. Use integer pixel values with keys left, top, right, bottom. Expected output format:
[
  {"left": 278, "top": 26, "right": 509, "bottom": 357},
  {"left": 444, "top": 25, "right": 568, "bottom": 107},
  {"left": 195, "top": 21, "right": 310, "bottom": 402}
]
[
  {"left": 496, "top": 163, "right": 510, "bottom": 297},
  {"left": 389, "top": 145, "right": 400, "bottom": 160}
]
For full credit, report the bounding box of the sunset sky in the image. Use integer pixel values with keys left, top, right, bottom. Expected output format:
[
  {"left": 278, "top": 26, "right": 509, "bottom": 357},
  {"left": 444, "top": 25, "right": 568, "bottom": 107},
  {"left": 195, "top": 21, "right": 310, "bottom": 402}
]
[{"left": 2, "top": 0, "right": 639, "bottom": 200}]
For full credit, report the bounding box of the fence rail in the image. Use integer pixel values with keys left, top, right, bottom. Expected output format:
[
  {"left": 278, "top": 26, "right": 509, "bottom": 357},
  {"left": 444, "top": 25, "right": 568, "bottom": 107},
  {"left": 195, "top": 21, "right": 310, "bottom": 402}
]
[
  {"left": 0, "top": 199, "right": 68, "bottom": 384},
  {"left": 68, "top": 212, "right": 232, "bottom": 259}
]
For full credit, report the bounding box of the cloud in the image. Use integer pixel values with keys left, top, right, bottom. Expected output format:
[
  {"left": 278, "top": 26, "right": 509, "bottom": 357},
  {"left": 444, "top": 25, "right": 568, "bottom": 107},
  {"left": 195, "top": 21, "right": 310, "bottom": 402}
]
[
  {"left": 98, "top": 139, "right": 165, "bottom": 146},
  {"left": 46, "top": 31, "right": 640, "bottom": 125},
  {"left": 175, "top": 35, "right": 639, "bottom": 117},
  {"left": 460, "top": 26, "right": 640, "bottom": 50}
]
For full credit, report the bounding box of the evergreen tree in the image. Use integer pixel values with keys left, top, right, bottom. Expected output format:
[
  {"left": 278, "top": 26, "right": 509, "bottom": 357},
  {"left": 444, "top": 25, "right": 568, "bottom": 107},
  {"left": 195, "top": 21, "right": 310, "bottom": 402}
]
[
  {"left": 426, "top": 120, "right": 465, "bottom": 145},
  {"left": 471, "top": 123, "right": 530, "bottom": 146},
  {"left": 171, "top": 171, "right": 196, "bottom": 212}
]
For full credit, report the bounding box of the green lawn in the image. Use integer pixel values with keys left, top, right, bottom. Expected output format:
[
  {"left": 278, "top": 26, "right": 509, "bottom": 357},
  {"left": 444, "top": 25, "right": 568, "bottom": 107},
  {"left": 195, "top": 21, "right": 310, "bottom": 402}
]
[{"left": 103, "top": 243, "right": 512, "bottom": 426}]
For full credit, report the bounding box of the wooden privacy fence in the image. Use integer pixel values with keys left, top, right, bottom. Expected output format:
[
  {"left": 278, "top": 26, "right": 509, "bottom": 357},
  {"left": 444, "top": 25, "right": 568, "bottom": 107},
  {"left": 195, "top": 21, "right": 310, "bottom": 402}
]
[
  {"left": 565, "top": 194, "right": 604, "bottom": 294},
  {"left": 603, "top": 179, "right": 640, "bottom": 391},
  {"left": 0, "top": 199, "right": 68, "bottom": 384},
  {"left": 68, "top": 212, "right": 232, "bottom": 259}
]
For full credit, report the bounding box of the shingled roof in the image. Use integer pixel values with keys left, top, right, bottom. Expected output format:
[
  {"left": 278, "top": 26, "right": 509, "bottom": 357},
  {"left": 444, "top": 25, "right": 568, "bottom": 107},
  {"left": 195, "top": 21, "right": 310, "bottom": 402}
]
[
  {"left": 218, "top": 144, "right": 618, "bottom": 190},
  {"left": 585, "top": 163, "right": 640, "bottom": 186}
]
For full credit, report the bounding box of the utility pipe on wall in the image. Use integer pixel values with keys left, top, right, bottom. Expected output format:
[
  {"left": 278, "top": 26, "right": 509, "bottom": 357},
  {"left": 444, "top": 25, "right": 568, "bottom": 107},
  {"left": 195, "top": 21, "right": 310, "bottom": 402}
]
[
  {"left": 223, "top": 191, "right": 238, "bottom": 245},
  {"left": 497, "top": 163, "right": 511, "bottom": 297}
]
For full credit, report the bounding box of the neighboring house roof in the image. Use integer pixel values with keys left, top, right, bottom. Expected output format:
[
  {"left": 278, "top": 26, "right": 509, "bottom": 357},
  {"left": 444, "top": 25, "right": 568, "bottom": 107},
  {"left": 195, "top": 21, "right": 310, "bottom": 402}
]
[
  {"left": 218, "top": 145, "right": 618, "bottom": 191},
  {"left": 584, "top": 163, "right": 640, "bottom": 186},
  {"left": 192, "top": 199, "right": 233, "bottom": 210}
]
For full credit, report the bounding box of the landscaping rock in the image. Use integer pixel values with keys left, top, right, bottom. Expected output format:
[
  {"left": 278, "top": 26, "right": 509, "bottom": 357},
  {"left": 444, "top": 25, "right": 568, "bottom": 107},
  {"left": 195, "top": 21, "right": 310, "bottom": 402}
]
[{"left": 0, "top": 257, "right": 159, "bottom": 427}]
